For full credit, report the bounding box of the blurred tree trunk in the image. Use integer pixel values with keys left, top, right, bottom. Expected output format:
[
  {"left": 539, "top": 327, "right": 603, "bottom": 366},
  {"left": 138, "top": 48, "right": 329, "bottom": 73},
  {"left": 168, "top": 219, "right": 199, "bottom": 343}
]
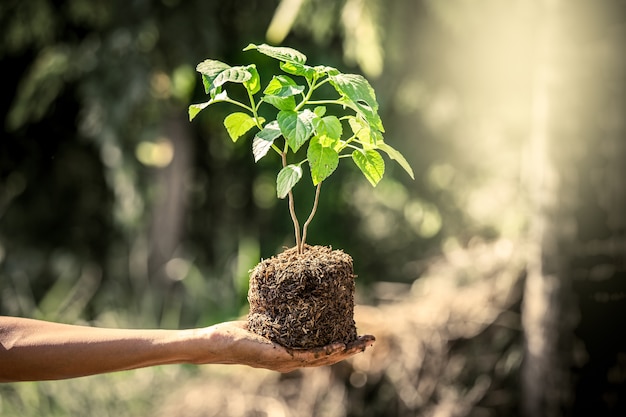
[
  {"left": 147, "top": 111, "right": 193, "bottom": 324},
  {"left": 522, "top": 1, "right": 626, "bottom": 416},
  {"left": 564, "top": 0, "right": 626, "bottom": 414},
  {"left": 521, "top": 0, "right": 576, "bottom": 415}
]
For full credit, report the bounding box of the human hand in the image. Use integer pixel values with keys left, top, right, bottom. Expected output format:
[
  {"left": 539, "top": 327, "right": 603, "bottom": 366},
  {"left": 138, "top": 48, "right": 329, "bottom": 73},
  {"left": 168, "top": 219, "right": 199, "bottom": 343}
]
[{"left": 203, "top": 321, "right": 375, "bottom": 373}]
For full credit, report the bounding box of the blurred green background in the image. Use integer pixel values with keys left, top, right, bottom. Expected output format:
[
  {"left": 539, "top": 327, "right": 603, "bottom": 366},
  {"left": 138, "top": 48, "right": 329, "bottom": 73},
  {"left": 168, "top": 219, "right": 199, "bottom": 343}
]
[{"left": 1, "top": 0, "right": 625, "bottom": 416}]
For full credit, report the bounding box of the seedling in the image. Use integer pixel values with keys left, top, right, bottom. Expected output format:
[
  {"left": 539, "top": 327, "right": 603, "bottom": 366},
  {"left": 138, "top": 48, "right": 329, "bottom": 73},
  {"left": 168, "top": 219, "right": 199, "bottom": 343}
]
[
  {"left": 189, "top": 43, "right": 414, "bottom": 254},
  {"left": 189, "top": 44, "right": 413, "bottom": 348}
]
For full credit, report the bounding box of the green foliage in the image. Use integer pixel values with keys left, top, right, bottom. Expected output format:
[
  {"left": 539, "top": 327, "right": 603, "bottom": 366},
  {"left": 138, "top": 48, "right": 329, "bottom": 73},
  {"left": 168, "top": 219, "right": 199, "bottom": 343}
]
[
  {"left": 189, "top": 43, "right": 414, "bottom": 249},
  {"left": 190, "top": 43, "right": 414, "bottom": 192}
]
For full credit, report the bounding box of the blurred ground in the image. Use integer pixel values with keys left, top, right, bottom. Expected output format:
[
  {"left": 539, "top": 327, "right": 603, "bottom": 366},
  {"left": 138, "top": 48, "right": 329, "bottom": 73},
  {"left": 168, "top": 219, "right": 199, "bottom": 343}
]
[{"left": 155, "top": 238, "right": 525, "bottom": 417}]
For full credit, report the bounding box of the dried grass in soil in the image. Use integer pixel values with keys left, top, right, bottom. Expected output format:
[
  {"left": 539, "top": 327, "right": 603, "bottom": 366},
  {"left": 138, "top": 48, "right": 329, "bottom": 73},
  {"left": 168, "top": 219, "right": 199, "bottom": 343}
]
[{"left": 247, "top": 245, "right": 357, "bottom": 349}]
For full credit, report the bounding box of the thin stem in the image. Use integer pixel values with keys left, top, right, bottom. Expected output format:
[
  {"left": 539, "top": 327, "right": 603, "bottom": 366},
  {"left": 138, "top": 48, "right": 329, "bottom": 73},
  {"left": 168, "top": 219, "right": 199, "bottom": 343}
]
[
  {"left": 311, "top": 77, "right": 331, "bottom": 89},
  {"left": 295, "top": 74, "right": 322, "bottom": 112},
  {"left": 343, "top": 143, "right": 362, "bottom": 152},
  {"left": 282, "top": 147, "right": 301, "bottom": 251},
  {"left": 335, "top": 136, "right": 358, "bottom": 153},
  {"left": 300, "top": 182, "right": 322, "bottom": 253},
  {"left": 305, "top": 100, "right": 343, "bottom": 106},
  {"left": 220, "top": 98, "right": 254, "bottom": 113},
  {"left": 245, "top": 89, "right": 264, "bottom": 130},
  {"left": 271, "top": 144, "right": 283, "bottom": 156}
]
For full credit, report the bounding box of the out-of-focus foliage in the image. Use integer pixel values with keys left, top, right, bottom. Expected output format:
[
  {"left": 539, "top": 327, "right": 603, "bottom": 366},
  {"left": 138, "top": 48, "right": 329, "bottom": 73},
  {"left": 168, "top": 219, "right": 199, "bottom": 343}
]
[{"left": 0, "top": 366, "right": 187, "bottom": 417}]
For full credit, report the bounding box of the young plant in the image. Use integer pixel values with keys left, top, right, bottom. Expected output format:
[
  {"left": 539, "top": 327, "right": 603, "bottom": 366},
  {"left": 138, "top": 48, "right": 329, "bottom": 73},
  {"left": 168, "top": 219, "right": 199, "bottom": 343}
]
[{"left": 189, "top": 44, "right": 414, "bottom": 254}]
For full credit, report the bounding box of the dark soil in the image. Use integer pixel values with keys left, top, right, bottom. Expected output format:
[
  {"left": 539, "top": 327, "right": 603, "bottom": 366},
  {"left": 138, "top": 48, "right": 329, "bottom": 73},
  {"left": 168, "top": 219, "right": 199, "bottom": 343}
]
[{"left": 247, "top": 245, "right": 358, "bottom": 349}]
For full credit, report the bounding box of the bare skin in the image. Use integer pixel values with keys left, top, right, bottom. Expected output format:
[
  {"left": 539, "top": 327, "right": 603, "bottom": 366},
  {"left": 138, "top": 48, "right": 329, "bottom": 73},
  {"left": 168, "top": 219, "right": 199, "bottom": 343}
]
[{"left": 0, "top": 316, "right": 375, "bottom": 382}]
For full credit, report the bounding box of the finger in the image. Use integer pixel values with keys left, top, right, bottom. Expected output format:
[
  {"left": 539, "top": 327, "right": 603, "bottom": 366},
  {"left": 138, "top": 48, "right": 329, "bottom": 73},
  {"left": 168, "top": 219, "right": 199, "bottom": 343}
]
[
  {"left": 285, "top": 344, "right": 338, "bottom": 361},
  {"left": 288, "top": 335, "right": 375, "bottom": 359},
  {"left": 345, "top": 334, "right": 376, "bottom": 352},
  {"left": 299, "top": 336, "right": 376, "bottom": 366},
  {"left": 323, "top": 342, "right": 347, "bottom": 356},
  {"left": 316, "top": 342, "right": 347, "bottom": 357}
]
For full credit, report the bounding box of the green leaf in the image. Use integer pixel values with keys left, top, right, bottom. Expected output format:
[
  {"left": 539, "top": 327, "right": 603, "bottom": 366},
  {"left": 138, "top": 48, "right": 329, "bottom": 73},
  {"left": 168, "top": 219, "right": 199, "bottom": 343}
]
[
  {"left": 277, "top": 109, "right": 314, "bottom": 153},
  {"left": 261, "top": 76, "right": 303, "bottom": 110},
  {"left": 370, "top": 129, "right": 383, "bottom": 146},
  {"left": 330, "top": 73, "right": 377, "bottom": 110},
  {"left": 262, "top": 96, "right": 296, "bottom": 110},
  {"left": 195, "top": 62, "right": 253, "bottom": 96},
  {"left": 314, "top": 106, "right": 326, "bottom": 117},
  {"left": 262, "top": 95, "right": 296, "bottom": 111},
  {"left": 340, "top": 98, "right": 384, "bottom": 134},
  {"left": 243, "top": 65, "right": 261, "bottom": 95},
  {"left": 244, "top": 43, "right": 307, "bottom": 64},
  {"left": 212, "top": 66, "right": 252, "bottom": 89},
  {"left": 348, "top": 116, "right": 370, "bottom": 142},
  {"left": 347, "top": 115, "right": 382, "bottom": 149},
  {"left": 188, "top": 91, "right": 229, "bottom": 121},
  {"left": 276, "top": 164, "right": 303, "bottom": 199},
  {"left": 330, "top": 74, "right": 384, "bottom": 132},
  {"left": 263, "top": 75, "right": 305, "bottom": 97},
  {"left": 312, "top": 115, "right": 342, "bottom": 141},
  {"left": 253, "top": 121, "right": 281, "bottom": 162},
  {"left": 224, "top": 112, "right": 259, "bottom": 142},
  {"left": 189, "top": 103, "right": 209, "bottom": 121},
  {"left": 196, "top": 59, "right": 231, "bottom": 94},
  {"left": 281, "top": 63, "right": 336, "bottom": 82},
  {"left": 377, "top": 142, "right": 415, "bottom": 179},
  {"left": 279, "top": 61, "right": 316, "bottom": 82},
  {"left": 196, "top": 59, "right": 231, "bottom": 76},
  {"left": 313, "top": 65, "right": 340, "bottom": 77},
  {"left": 308, "top": 136, "right": 339, "bottom": 185},
  {"left": 352, "top": 149, "right": 385, "bottom": 186},
  {"left": 318, "top": 135, "right": 337, "bottom": 148}
]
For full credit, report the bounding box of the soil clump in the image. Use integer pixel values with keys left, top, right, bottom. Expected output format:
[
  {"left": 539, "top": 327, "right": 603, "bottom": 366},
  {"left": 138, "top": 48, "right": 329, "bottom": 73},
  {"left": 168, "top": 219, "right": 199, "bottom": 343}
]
[{"left": 247, "top": 245, "right": 357, "bottom": 348}]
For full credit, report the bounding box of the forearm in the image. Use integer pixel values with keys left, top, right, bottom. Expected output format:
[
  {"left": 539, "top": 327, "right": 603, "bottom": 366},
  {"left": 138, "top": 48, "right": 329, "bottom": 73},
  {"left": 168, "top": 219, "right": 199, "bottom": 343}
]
[
  {"left": 0, "top": 317, "right": 205, "bottom": 382},
  {"left": 1, "top": 316, "right": 375, "bottom": 381}
]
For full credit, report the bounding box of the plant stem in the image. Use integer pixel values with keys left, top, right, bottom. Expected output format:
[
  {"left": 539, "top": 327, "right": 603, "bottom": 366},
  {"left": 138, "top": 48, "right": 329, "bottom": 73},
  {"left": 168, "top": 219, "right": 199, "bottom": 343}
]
[
  {"left": 300, "top": 182, "right": 322, "bottom": 253},
  {"left": 271, "top": 143, "right": 283, "bottom": 156},
  {"left": 282, "top": 147, "right": 301, "bottom": 252},
  {"left": 305, "top": 100, "right": 343, "bottom": 106},
  {"left": 295, "top": 74, "right": 321, "bottom": 112},
  {"left": 246, "top": 89, "right": 260, "bottom": 122},
  {"left": 221, "top": 98, "right": 254, "bottom": 113}
]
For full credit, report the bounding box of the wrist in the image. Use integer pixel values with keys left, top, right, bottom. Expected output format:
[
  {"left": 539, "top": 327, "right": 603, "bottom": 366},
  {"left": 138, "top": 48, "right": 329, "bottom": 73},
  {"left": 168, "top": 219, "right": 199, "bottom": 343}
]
[{"left": 176, "top": 326, "right": 223, "bottom": 365}]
